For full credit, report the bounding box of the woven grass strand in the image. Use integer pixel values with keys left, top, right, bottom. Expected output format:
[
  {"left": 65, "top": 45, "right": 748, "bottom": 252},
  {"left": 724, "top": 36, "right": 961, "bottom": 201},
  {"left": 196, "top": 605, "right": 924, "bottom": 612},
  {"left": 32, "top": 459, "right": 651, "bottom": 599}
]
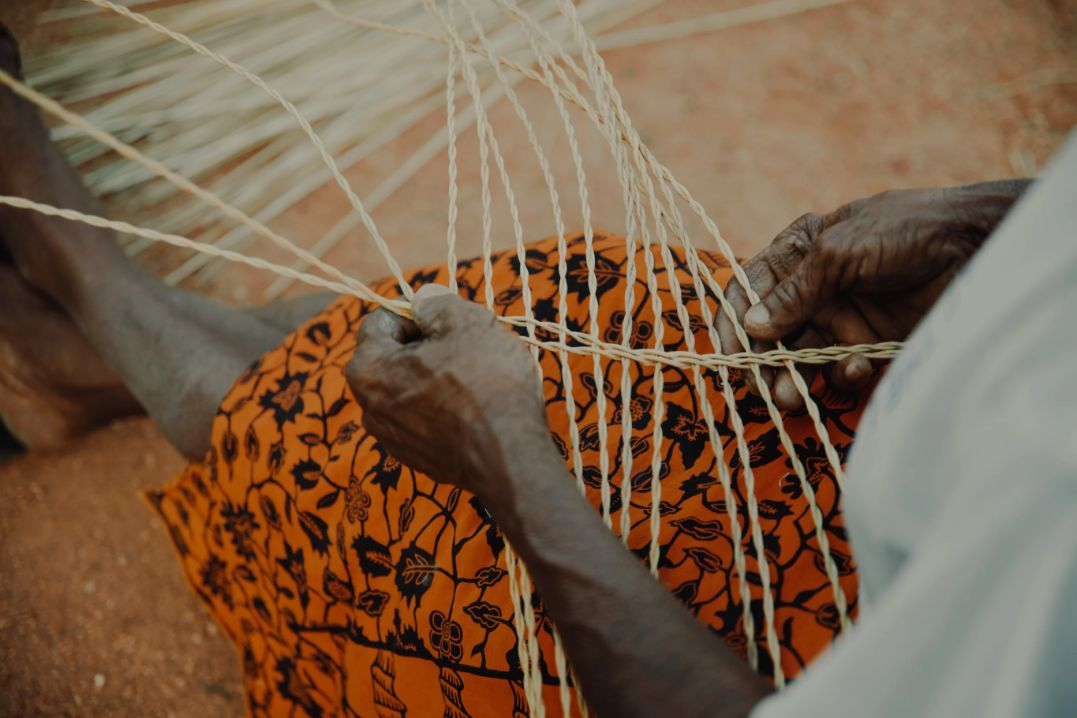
[
  {"left": 18, "top": 2, "right": 908, "bottom": 714},
  {"left": 82, "top": 0, "right": 413, "bottom": 297}
]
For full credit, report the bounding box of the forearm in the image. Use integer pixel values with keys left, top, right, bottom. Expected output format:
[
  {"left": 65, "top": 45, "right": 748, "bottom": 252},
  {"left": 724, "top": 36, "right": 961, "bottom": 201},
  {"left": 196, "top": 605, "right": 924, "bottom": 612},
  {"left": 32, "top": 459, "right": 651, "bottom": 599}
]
[{"left": 481, "top": 431, "right": 771, "bottom": 718}]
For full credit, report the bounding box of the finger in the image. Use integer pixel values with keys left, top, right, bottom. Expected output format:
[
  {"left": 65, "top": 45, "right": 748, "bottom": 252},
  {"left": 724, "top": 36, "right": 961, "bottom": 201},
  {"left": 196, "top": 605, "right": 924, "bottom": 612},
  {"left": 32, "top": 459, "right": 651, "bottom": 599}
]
[
  {"left": 716, "top": 273, "right": 752, "bottom": 355},
  {"left": 717, "top": 277, "right": 776, "bottom": 397},
  {"left": 411, "top": 283, "right": 490, "bottom": 338},
  {"left": 744, "top": 248, "right": 835, "bottom": 342},
  {"left": 357, "top": 308, "right": 418, "bottom": 348},
  {"left": 353, "top": 309, "right": 417, "bottom": 371},
  {"left": 744, "top": 337, "right": 776, "bottom": 398},
  {"left": 820, "top": 301, "right": 882, "bottom": 391},
  {"left": 415, "top": 283, "right": 454, "bottom": 301},
  {"left": 829, "top": 354, "right": 875, "bottom": 393},
  {"left": 759, "top": 213, "right": 825, "bottom": 282},
  {"left": 773, "top": 370, "right": 805, "bottom": 412},
  {"left": 718, "top": 218, "right": 814, "bottom": 353},
  {"left": 718, "top": 257, "right": 782, "bottom": 395},
  {"left": 771, "top": 326, "right": 827, "bottom": 411},
  {"left": 725, "top": 216, "right": 822, "bottom": 395}
]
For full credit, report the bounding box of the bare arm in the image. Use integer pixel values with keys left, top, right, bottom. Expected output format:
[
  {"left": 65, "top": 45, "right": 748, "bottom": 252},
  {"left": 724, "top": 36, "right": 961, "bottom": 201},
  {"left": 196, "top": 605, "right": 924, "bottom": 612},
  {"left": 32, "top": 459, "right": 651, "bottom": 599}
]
[
  {"left": 485, "top": 424, "right": 769, "bottom": 718},
  {"left": 346, "top": 286, "right": 771, "bottom": 718}
]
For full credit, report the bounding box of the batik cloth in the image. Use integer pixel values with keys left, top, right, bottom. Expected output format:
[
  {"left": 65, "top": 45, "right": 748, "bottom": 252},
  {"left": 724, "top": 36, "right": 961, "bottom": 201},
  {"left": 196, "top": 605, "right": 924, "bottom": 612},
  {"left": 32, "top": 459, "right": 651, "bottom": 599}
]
[{"left": 149, "top": 232, "right": 867, "bottom": 717}]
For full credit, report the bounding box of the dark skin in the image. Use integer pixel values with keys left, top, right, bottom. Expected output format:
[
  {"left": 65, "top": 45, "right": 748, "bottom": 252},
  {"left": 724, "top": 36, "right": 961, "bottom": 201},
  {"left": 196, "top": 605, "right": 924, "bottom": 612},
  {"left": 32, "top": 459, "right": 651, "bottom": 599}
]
[
  {"left": 715, "top": 181, "right": 1031, "bottom": 410},
  {"left": 0, "top": 20, "right": 1033, "bottom": 716},
  {"left": 348, "top": 183, "right": 1030, "bottom": 714},
  {"left": 0, "top": 26, "right": 333, "bottom": 455},
  {"left": 347, "top": 286, "right": 773, "bottom": 718}
]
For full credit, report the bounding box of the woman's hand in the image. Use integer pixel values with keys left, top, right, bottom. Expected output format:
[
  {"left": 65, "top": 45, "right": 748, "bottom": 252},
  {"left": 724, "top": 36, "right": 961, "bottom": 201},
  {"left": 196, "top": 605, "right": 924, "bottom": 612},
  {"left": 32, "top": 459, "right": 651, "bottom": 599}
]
[
  {"left": 716, "top": 181, "right": 1029, "bottom": 409},
  {"left": 346, "top": 285, "right": 549, "bottom": 499}
]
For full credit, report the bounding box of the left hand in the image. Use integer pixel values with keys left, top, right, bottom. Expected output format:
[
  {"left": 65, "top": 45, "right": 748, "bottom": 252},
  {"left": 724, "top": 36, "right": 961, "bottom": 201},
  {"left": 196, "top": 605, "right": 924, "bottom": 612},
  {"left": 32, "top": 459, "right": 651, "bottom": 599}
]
[
  {"left": 715, "top": 186, "right": 1012, "bottom": 410},
  {"left": 345, "top": 285, "right": 550, "bottom": 498}
]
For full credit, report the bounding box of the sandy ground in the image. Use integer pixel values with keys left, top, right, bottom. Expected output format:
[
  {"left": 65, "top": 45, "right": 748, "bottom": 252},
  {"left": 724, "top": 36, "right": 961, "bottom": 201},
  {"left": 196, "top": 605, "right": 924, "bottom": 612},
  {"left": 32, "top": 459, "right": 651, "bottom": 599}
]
[{"left": 1, "top": 0, "right": 1075, "bottom": 715}]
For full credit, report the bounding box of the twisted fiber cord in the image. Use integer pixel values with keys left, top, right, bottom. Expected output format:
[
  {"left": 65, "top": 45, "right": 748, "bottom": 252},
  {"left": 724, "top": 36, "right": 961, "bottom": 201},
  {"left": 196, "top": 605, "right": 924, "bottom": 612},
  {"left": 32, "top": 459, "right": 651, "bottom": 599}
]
[
  {"left": 450, "top": 0, "right": 745, "bottom": 706},
  {"left": 421, "top": 0, "right": 855, "bottom": 516},
  {"left": 499, "top": 0, "right": 665, "bottom": 576},
  {"left": 79, "top": 0, "right": 413, "bottom": 299},
  {"left": 0, "top": 71, "right": 901, "bottom": 373},
  {"left": 0, "top": 192, "right": 903, "bottom": 376},
  {"left": 454, "top": 1, "right": 594, "bottom": 712},
  {"left": 531, "top": 0, "right": 851, "bottom": 501},
  {"left": 0, "top": 68, "right": 386, "bottom": 306},
  {"left": 314, "top": 0, "right": 839, "bottom": 407},
  {"left": 485, "top": 0, "right": 591, "bottom": 499},
  {"left": 645, "top": 151, "right": 854, "bottom": 495},
  {"left": 556, "top": 0, "right": 777, "bottom": 689},
  {"left": 476, "top": 9, "right": 599, "bottom": 712},
  {"left": 508, "top": 0, "right": 768, "bottom": 688},
  {"left": 625, "top": 135, "right": 792, "bottom": 677},
  {"left": 6, "top": 1, "right": 908, "bottom": 714},
  {"left": 493, "top": 5, "right": 669, "bottom": 617},
  {"left": 482, "top": 13, "right": 769, "bottom": 675},
  {"left": 537, "top": 0, "right": 779, "bottom": 679},
  {"left": 443, "top": 5, "right": 462, "bottom": 294},
  {"left": 555, "top": 34, "right": 619, "bottom": 541},
  {"left": 438, "top": 6, "right": 549, "bottom": 710},
  {"left": 443, "top": 3, "right": 563, "bottom": 711},
  {"left": 615, "top": 121, "right": 781, "bottom": 676},
  {"left": 642, "top": 92, "right": 849, "bottom": 673},
  {"left": 0, "top": 194, "right": 405, "bottom": 309},
  {"left": 546, "top": 0, "right": 852, "bottom": 643},
  {"left": 508, "top": 0, "right": 845, "bottom": 678},
  {"left": 481, "top": 1, "right": 619, "bottom": 558},
  {"left": 7, "top": 15, "right": 887, "bottom": 372},
  {"left": 439, "top": 4, "right": 604, "bottom": 709},
  {"left": 495, "top": 2, "right": 663, "bottom": 615},
  {"left": 423, "top": 1, "right": 549, "bottom": 709}
]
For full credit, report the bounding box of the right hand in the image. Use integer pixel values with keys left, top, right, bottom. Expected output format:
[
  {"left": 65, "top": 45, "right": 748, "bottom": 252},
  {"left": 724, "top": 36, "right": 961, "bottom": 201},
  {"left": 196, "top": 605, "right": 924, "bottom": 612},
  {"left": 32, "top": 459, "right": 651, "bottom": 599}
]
[
  {"left": 716, "top": 185, "right": 1021, "bottom": 409},
  {"left": 346, "top": 285, "right": 551, "bottom": 501}
]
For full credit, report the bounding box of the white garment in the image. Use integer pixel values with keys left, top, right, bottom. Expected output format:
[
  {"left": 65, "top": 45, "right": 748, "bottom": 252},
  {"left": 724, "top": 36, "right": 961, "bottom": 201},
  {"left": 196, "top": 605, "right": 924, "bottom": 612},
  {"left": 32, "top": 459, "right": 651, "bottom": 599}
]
[{"left": 753, "top": 133, "right": 1077, "bottom": 718}]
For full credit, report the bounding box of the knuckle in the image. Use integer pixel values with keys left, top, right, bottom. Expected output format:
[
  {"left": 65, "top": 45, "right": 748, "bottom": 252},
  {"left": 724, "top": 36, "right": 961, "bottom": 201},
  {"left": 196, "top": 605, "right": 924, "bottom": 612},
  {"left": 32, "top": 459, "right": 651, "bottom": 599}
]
[
  {"left": 815, "top": 237, "right": 843, "bottom": 264},
  {"left": 772, "top": 279, "right": 803, "bottom": 312},
  {"left": 775, "top": 217, "right": 819, "bottom": 256},
  {"left": 791, "top": 212, "right": 825, "bottom": 239},
  {"left": 789, "top": 230, "right": 814, "bottom": 258},
  {"left": 744, "top": 259, "right": 770, "bottom": 288},
  {"left": 797, "top": 212, "right": 825, "bottom": 232}
]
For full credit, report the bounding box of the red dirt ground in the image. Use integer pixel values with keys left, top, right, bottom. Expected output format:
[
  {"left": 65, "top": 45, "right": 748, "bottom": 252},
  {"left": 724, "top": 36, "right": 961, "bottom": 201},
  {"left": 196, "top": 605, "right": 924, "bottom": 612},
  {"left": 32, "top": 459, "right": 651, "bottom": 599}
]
[{"left": 1, "top": 1, "right": 1075, "bottom": 715}]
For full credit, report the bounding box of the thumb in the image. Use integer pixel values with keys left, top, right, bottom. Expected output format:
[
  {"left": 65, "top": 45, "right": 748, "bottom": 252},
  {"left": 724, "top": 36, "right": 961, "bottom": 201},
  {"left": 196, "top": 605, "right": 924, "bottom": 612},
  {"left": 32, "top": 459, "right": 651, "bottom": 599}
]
[
  {"left": 414, "top": 283, "right": 453, "bottom": 301},
  {"left": 743, "top": 252, "right": 833, "bottom": 341},
  {"left": 411, "top": 283, "right": 471, "bottom": 337}
]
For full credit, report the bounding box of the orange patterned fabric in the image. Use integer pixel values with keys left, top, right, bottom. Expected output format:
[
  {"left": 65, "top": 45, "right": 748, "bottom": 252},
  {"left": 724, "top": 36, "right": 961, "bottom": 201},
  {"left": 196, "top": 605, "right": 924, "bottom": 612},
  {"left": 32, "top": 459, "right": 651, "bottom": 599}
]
[{"left": 149, "top": 233, "right": 868, "bottom": 717}]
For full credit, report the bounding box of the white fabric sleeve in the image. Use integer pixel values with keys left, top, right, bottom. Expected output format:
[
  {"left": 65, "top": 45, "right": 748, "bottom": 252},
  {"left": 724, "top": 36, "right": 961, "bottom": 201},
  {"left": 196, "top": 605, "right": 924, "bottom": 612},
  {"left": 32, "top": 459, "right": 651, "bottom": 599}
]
[
  {"left": 752, "top": 133, "right": 1077, "bottom": 718},
  {"left": 751, "top": 448, "right": 1077, "bottom": 718}
]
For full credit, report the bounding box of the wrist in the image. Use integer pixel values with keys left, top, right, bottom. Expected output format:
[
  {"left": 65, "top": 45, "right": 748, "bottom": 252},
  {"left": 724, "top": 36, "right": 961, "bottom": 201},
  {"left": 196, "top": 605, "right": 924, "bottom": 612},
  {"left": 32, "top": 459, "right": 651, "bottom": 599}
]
[
  {"left": 467, "top": 400, "right": 559, "bottom": 497},
  {"left": 471, "top": 417, "right": 572, "bottom": 534}
]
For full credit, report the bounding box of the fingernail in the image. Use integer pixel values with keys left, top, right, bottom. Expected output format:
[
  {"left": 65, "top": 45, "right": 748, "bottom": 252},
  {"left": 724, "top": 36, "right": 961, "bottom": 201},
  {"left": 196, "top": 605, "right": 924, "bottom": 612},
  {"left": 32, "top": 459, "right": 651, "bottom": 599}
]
[
  {"left": 846, "top": 356, "right": 872, "bottom": 382},
  {"left": 414, "top": 284, "right": 452, "bottom": 300},
  {"left": 745, "top": 303, "right": 770, "bottom": 327},
  {"left": 776, "top": 380, "right": 799, "bottom": 409}
]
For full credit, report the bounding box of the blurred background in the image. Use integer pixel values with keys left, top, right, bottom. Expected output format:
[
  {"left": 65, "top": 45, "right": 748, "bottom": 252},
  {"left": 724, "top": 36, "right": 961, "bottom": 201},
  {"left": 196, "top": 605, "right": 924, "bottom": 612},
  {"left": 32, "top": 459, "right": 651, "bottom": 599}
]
[{"left": 1, "top": 0, "right": 1074, "bottom": 715}]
